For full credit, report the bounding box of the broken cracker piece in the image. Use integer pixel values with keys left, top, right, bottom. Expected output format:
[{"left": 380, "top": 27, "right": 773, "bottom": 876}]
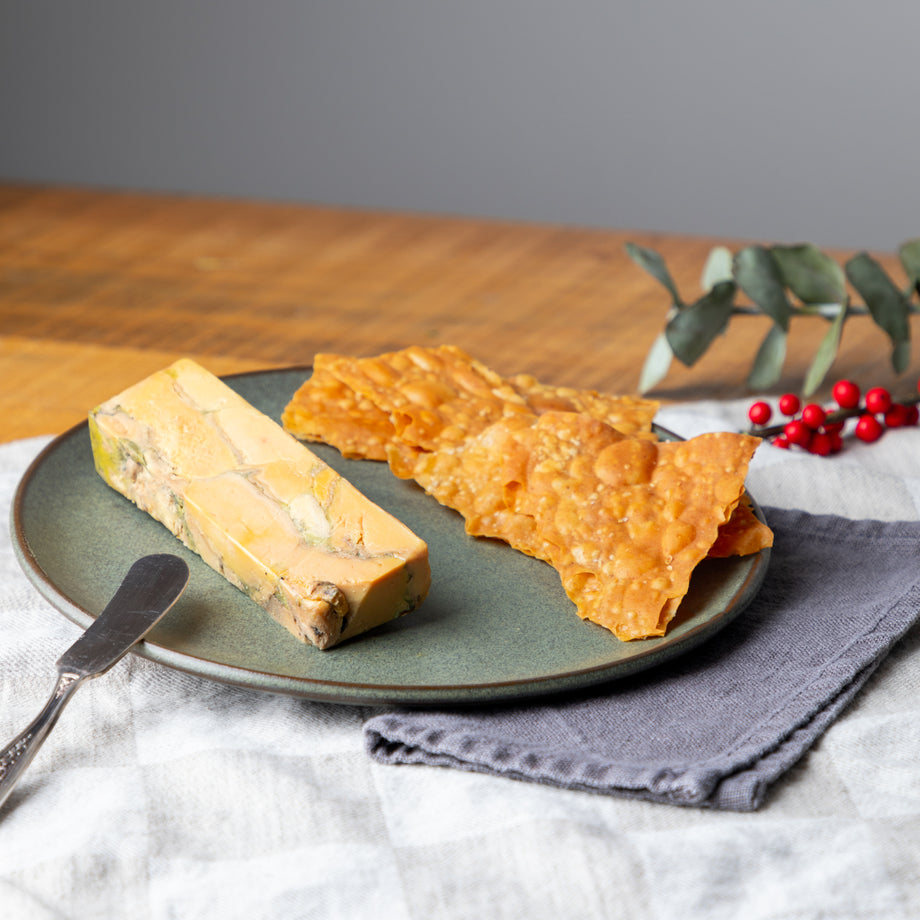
[
  {"left": 282, "top": 362, "right": 394, "bottom": 461},
  {"left": 497, "top": 413, "right": 760, "bottom": 639},
  {"left": 505, "top": 413, "right": 759, "bottom": 639},
  {"left": 321, "top": 344, "right": 531, "bottom": 450},
  {"left": 386, "top": 414, "right": 536, "bottom": 541},
  {"left": 394, "top": 408, "right": 760, "bottom": 640},
  {"left": 708, "top": 499, "right": 774, "bottom": 558},
  {"left": 508, "top": 373, "right": 659, "bottom": 439},
  {"left": 282, "top": 346, "right": 661, "bottom": 459}
]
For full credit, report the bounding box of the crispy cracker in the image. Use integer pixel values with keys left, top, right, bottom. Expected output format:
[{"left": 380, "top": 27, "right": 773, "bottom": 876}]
[
  {"left": 325, "top": 345, "right": 532, "bottom": 450},
  {"left": 283, "top": 345, "right": 528, "bottom": 457},
  {"left": 283, "top": 346, "right": 660, "bottom": 459},
  {"left": 495, "top": 414, "right": 760, "bottom": 640},
  {"left": 387, "top": 415, "right": 534, "bottom": 539},
  {"left": 508, "top": 373, "right": 658, "bottom": 439},
  {"left": 281, "top": 363, "right": 393, "bottom": 461},
  {"left": 709, "top": 499, "right": 774, "bottom": 558},
  {"left": 390, "top": 408, "right": 760, "bottom": 641}
]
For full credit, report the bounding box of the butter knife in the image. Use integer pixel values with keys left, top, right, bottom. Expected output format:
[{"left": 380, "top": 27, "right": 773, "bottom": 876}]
[{"left": 0, "top": 553, "right": 189, "bottom": 811}]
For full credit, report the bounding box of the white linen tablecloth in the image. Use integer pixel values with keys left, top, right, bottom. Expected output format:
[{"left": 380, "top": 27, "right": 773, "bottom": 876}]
[{"left": 2, "top": 398, "right": 919, "bottom": 920}]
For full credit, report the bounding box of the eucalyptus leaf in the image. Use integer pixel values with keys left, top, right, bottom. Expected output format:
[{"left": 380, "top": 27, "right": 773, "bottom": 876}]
[
  {"left": 638, "top": 330, "right": 674, "bottom": 394},
  {"left": 845, "top": 252, "right": 911, "bottom": 348},
  {"left": 747, "top": 323, "right": 787, "bottom": 390},
  {"left": 701, "top": 246, "right": 734, "bottom": 291},
  {"left": 898, "top": 238, "right": 920, "bottom": 294},
  {"left": 892, "top": 338, "right": 911, "bottom": 375},
  {"left": 733, "top": 245, "right": 793, "bottom": 331},
  {"left": 772, "top": 243, "right": 846, "bottom": 305},
  {"left": 803, "top": 304, "right": 847, "bottom": 396},
  {"left": 665, "top": 280, "right": 736, "bottom": 366},
  {"left": 625, "top": 243, "right": 683, "bottom": 306}
]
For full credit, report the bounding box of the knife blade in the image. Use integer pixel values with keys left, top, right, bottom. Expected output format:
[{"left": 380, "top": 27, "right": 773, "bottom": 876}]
[
  {"left": 57, "top": 553, "right": 189, "bottom": 676},
  {"left": 0, "top": 553, "right": 189, "bottom": 811}
]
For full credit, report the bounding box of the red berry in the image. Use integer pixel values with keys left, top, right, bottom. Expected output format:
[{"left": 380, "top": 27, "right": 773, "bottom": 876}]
[
  {"left": 748, "top": 401, "right": 772, "bottom": 426},
  {"left": 829, "top": 430, "right": 845, "bottom": 453},
  {"left": 778, "top": 393, "right": 801, "bottom": 416},
  {"left": 824, "top": 420, "right": 845, "bottom": 435},
  {"left": 865, "top": 386, "right": 892, "bottom": 415},
  {"left": 854, "top": 414, "right": 884, "bottom": 443},
  {"left": 884, "top": 403, "right": 910, "bottom": 428},
  {"left": 784, "top": 419, "right": 812, "bottom": 448},
  {"left": 809, "top": 432, "right": 833, "bottom": 456},
  {"left": 906, "top": 405, "right": 919, "bottom": 426},
  {"left": 772, "top": 435, "right": 790, "bottom": 449},
  {"left": 800, "top": 403, "right": 827, "bottom": 429},
  {"left": 832, "top": 379, "right": 861, "bottom": 409}
]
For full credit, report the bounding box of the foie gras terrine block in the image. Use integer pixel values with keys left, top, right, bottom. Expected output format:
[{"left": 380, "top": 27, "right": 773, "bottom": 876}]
[{"left": 88, "top": 359, "right": 431, "bottom": 649}]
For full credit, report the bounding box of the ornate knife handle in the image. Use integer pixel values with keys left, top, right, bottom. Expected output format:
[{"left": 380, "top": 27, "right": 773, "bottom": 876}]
[
  {"left": 0, "top": 671, "right": 84, "bottom": 812},
  {"left": 0, "top": 554, "right": 188, "bottom": 814}
]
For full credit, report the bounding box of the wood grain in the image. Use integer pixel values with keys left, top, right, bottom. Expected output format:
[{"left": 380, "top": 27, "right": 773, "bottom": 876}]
[{"left": 1, "top": 182, "right": 915, "bottom": 443}]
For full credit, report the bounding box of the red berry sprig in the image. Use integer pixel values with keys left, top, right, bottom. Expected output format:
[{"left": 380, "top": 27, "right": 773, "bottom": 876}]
[{"left": 745, "top": 379, "right": 920, "bottom": 454}]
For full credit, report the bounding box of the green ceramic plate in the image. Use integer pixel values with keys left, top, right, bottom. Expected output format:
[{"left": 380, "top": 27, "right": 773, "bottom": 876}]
[{"left": 11, "top": 368, "right": 770, "bottom": 706}]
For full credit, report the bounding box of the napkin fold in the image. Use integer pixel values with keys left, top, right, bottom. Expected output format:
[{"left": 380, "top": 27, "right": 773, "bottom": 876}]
[{"left": 364, "top": 507, "right": 920, "bottom": 810}]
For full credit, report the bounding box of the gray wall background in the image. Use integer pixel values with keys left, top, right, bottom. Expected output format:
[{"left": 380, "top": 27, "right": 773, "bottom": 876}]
[{"left": 1, "top": 0, "right": 917, "bottom": 250}]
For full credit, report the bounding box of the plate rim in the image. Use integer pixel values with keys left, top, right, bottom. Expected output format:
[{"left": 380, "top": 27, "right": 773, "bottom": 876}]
[{"left": 10, "top": 366, "right": 771, "bottom": 706}]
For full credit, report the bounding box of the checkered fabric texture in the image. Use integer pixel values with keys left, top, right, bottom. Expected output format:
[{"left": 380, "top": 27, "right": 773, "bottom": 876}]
[{"left": 2, "top": 397, "right": 920, "bottom": 918}]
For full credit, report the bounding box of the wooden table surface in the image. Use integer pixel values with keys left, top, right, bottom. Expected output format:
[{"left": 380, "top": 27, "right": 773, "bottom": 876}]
[{"left": 1, "top": 182, "right": 913, "bottom": 444}]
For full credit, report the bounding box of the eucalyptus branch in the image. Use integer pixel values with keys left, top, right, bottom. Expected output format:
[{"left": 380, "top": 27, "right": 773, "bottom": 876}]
[
  {"left": 729, "top": 302, "right": 883, "bottom": 320},
  {"left": 627, "top": 239, "right": 920, "bottom": 396}
]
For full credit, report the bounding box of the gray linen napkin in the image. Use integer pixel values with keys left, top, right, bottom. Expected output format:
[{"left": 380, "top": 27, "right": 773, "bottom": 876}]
[{"left": 364, "top": 508, "right": 920, "bottom": 810}]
